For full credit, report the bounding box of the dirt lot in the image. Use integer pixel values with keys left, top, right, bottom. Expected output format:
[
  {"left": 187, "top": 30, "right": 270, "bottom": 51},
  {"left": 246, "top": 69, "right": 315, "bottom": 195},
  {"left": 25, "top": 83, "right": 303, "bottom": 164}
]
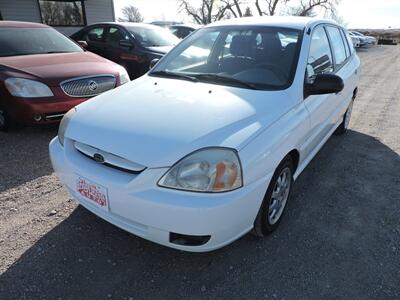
[{"left": 0, "top": 45, "right": 399, "bottom": 299}]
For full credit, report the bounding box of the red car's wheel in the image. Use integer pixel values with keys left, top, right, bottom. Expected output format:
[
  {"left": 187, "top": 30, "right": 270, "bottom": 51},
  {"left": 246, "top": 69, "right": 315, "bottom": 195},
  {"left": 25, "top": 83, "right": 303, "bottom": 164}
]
[{"left": 0, "top": 108, "right": 12, "bottom": 132}]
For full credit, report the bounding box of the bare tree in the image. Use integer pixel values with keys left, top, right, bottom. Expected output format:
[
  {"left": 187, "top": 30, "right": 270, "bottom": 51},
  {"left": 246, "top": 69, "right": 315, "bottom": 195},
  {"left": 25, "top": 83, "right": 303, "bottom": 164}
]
[
  {"left": 255, "top": 0, "right": 289, "bottom": 16},
  {"left": 118, "top": 5, "right": 144, "bottom": 23},
  {"left": 244, "top": 6, "right": 253, "bottom": 17},
  {"left": 221, "top": 0, "right": 245, "bottom": 18},
  {"left": 179, "top": 0, "right": 243, "bottom": 24},
  {"left": 293, "top": 0, "right": 339, "bottom": 16},
  {"left": 254, "top": 0, "right": 339, "bottom": 17},
  {"left": 179, "top": 0, "right": 341, "bottom": 24}
]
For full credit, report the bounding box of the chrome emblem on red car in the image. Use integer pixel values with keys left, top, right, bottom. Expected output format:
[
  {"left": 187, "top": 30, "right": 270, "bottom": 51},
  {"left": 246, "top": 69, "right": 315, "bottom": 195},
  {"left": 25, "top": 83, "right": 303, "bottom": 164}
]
[{"left": 88, "top": 80, "right": 98, "bottom": 91}]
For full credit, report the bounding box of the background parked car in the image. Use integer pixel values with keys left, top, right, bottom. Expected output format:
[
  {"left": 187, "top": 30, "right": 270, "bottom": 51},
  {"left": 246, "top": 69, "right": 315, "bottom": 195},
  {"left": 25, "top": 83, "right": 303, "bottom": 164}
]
[
  {"left": 350, "top": 31, "right": 377, "bottom": 45},
  {"left": 150, "top": 21, "right": 183, "bottom": 27},
  {"left": 350, "top": 35, "right": 361, "bottom": 48},
  {"left": 0, "top": 21, "right": 129, "bottom": 131},
  {"left": 168, "top": 24, "right": 201, "bottom": 39},
  {"left": 71, "top": 23, "right": 180, "bottom": 79}
]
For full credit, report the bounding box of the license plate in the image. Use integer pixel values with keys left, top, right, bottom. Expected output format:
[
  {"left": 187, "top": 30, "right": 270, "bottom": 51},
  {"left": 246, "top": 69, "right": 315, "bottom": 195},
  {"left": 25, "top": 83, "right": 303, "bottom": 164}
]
[{"left": 75, "top": 175, "right": 108, "bottom": 211}]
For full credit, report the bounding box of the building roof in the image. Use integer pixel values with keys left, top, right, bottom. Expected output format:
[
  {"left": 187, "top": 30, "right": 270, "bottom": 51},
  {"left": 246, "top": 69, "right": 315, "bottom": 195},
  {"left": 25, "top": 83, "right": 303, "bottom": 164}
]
[
  {"left": 0, "top": 21, "right": 49, "bottom": 28},
  {"left": 207, "top": 16, "right": 338, "bottom": 30}
]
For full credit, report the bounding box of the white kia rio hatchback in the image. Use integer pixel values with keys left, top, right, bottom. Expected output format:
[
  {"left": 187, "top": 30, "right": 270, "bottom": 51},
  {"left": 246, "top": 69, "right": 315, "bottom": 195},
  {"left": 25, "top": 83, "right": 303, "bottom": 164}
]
[{"left": 50, "top": 17, "right": 360, "bottom": 252}]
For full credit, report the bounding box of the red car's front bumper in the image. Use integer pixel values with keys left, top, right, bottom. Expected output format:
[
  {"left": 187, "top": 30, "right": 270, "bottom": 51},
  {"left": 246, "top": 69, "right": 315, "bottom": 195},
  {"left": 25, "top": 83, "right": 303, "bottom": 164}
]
[{"left": 2, "top": 86, "right": 90, "bottom": 125}]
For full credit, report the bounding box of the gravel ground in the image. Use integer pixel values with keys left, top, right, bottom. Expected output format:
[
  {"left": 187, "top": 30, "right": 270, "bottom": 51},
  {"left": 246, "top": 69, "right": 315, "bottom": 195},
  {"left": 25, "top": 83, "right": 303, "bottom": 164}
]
[{"left": 0, "top": 45, "right": 399, "bottom": 299}]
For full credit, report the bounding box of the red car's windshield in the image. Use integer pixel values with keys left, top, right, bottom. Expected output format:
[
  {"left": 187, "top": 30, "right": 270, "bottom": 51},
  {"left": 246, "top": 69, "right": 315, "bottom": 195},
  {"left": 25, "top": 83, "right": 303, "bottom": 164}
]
[{"left": 0, "top": 27, "right": 83, "bottom": 57}]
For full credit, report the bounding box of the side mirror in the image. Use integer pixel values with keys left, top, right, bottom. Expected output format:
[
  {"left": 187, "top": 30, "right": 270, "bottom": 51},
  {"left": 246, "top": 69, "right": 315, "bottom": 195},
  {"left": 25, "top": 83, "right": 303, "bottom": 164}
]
[
  {"left": 119, "top": 40, "right": 133, "bottom": 48},
  {"left": 149, "top": 58, "right": 160, "bottom": 70},
  {"left": 304, "top": 73, "right": 344, "bottom": 97},
  {"left": 77, "top": 40, "right": 88, "bottom": 48}
]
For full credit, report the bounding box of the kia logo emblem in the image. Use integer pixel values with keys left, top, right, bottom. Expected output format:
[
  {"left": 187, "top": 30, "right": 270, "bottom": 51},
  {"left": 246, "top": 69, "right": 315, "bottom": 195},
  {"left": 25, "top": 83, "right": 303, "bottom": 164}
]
[
  {"left": 88, "top": 80, "right": 98, "bottom": 91},
  {"left": 93, "top": 153, "right": 105, "bottom": 164}
]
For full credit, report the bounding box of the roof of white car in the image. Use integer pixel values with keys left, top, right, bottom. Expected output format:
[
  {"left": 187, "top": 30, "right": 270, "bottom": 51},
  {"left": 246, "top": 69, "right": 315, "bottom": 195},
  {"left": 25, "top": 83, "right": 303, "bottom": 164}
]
[{"left": 207, "top": 16, "right": 338, "bottom": 30}]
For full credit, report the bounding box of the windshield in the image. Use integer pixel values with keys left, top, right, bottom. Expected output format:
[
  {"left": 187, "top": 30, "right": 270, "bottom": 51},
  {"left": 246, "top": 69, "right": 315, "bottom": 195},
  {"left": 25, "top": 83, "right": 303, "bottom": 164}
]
[
  {"left": 126, "top": 26, "right": 179, "bottom": 47},
  {"left": 0, "top": 28, "right": 83, "bottom": 57},
  {"left": 150, "top": 26, "right": 302, "bottom": 90}
]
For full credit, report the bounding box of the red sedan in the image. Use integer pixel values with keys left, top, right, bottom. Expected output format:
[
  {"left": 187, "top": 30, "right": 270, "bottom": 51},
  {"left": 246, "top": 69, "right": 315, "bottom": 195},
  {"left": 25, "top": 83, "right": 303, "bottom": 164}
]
[{"left": 0, "top": 21, "right": 130, "bottom": 131}]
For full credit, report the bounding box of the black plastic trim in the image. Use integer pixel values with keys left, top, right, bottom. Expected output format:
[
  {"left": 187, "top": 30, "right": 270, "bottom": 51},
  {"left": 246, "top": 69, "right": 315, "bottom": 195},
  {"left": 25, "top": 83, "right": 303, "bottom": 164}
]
[{"left": 170, "top": 232, "right": 211, "bottom": 246}]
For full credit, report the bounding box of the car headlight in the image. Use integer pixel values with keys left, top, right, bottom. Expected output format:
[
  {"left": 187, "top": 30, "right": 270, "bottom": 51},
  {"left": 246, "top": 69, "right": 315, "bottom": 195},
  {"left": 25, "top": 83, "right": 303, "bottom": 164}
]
[
  {"left": 58, "top": 108, "right": 76, "bottom": 146},
  {"left": 5, "top": 78, "right": 53, "bottom": 98},
  {"left": 158, "top": 148, "right": 243, "bottom": 192},
  {"left": 119, "top": 69, "right": 130, "bottom": 85}
]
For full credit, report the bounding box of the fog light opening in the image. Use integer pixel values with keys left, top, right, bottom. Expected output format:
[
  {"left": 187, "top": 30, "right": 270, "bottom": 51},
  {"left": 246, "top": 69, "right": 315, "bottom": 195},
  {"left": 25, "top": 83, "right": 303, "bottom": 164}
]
[
  {"left": 33, "top": 114, "right": 42, "bottom": 122},
  {"left": 169, "top": 232, "right": 211, "bottom": 246}
]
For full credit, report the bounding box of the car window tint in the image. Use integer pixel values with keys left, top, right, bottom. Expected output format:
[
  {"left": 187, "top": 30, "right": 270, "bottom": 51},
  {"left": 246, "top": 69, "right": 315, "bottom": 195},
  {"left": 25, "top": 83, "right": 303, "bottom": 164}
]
[
  {"left": 307, "top": 26, "right": 334, "bottom": 82},
  {"left": 107, "top": 27, "right": 129, "bottom": 47},
  {"left": 326, "top": 26, "right": 347, "bottom": 69},
  {"left": 168, "top": 30, "right": 219, "bottom": 70},
  {"left": 154, "top": 27, "right": 300, "bottom": 89},
  {"left": 0, "top": 28, "right": 82, "bottom": 57},
  {"left": 85, "top": 27, "right": 105, "bottom": 42}
]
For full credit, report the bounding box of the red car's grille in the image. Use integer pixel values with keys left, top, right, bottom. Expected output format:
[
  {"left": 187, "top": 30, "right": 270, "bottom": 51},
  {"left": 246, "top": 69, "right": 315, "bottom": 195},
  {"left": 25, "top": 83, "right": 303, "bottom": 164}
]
[{"left": 60, "top": 75, "right": 116, "bottom": 97}]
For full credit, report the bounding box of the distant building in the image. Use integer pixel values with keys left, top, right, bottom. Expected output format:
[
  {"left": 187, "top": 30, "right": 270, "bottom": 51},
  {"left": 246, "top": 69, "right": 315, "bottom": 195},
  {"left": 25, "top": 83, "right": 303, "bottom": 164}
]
[{"left": 0, "top": 0, "right": 115, "bottom": 35}]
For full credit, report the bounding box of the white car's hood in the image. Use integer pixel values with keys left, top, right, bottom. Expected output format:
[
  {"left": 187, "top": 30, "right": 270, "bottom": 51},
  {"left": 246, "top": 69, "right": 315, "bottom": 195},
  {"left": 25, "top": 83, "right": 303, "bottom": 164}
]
[{"left": 66, "top": 76, "right": 294, "bottom": 168}]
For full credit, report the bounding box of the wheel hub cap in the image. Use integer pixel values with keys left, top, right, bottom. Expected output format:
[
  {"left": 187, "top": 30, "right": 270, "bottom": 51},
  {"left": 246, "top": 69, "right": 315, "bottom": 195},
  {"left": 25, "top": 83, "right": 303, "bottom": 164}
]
[{"left": 268, "top": 167, "right": 291, "bottom": 225}]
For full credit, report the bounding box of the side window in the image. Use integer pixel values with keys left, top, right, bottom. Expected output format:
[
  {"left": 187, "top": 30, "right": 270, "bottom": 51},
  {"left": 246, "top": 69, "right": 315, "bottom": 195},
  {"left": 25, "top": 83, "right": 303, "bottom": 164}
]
[
  {"left": 307, "top": 26, "right": 334, "bottom": 82},
  {"left": 325, "top": 26, "right": 347, "bottom": 69},
  {"left": 339, "top": 28, "right": 350, "bottom": 57},
  {"left": 106, "top": 27, "right": 129, "bottom": 47},
  {"left": 85, "top": 27, "right": 105, "bottom": 42},
  {"left": 343, "top": 30, "right": 355, "bottom": 55}
]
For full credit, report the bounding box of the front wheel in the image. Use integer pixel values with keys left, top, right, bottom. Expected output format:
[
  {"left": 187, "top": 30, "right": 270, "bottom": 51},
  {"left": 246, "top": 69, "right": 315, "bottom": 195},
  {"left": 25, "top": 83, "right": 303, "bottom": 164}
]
[{"left": 253, "top": 156, "right": 294, "bottom": 236}]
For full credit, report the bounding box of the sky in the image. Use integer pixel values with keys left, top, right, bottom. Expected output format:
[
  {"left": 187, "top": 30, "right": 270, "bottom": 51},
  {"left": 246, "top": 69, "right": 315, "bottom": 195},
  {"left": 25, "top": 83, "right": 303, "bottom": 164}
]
[{"left": 113, "top": 0, "right": 400, "bottom": 29}]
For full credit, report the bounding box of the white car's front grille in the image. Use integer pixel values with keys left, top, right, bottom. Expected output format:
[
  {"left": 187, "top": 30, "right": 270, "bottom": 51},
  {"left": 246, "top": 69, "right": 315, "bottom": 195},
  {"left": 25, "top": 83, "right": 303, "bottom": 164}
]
[{"left": 74, "top": 141, "right": 146, "bottom": 174}]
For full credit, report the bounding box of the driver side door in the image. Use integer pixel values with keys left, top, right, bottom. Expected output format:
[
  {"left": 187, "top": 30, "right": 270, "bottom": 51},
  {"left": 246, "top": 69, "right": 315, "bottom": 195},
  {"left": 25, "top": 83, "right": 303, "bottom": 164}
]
[{"left": 303, "top": 25, "right": 337, "bottom": 156}]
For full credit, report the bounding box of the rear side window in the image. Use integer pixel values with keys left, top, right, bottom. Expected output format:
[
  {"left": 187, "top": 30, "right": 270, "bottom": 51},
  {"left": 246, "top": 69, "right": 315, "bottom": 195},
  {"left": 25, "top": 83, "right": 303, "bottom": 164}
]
[
  {"left": 306, "top": 26, "right": 333, "bottom": 82},
  {"left": 343, "top": 30, "right": 355, "bottom": 55},
  {"left": 84, "top": 27, "right": 105, "bottom": 42},
  {"left": 325, "top": 26, "right": 347, "bottom": 69},
  {"left": 106, "top": 27, "right": 129, "bottom": 47},
  {"left": 339, "top": 28, "right": 350, "bottom": 57}
]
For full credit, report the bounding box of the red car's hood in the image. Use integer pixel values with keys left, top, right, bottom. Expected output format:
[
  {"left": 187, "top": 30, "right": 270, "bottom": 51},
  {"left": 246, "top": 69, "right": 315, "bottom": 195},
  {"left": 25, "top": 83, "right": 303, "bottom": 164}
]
[{"left": 0, "top": 52, "right": 120, "bottom": 86}]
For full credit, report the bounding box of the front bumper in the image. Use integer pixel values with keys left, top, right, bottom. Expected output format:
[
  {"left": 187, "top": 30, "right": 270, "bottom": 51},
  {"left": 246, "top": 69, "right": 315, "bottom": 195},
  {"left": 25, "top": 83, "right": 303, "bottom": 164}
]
[
  {"left": 5, "top": 94, "right": 88, "bottom": 125},
  {"left": 49, "top": 137, "right": 271, "bottom": 252}
]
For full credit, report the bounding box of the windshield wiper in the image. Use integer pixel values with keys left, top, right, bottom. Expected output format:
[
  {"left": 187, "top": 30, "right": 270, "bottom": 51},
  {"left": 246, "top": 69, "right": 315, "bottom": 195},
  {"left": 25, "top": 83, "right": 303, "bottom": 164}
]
[
  {"left": 150, "top": 70, "right": 198, "bottom": 82},
  {"left": 193, "top": 73, "right": 259, "bottom": 90}
]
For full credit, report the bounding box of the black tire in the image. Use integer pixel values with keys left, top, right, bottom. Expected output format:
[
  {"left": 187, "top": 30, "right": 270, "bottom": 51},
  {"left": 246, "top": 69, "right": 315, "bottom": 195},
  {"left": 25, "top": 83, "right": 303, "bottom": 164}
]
[
  {"left": 0, "top": 108, "right": 10, "bottom": 132},
  {"left": 252, "top": 155, "right": 294, "bottom": 237},
  {"left": 335, "top": 100, "right": 354, "bottom": 135}
]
